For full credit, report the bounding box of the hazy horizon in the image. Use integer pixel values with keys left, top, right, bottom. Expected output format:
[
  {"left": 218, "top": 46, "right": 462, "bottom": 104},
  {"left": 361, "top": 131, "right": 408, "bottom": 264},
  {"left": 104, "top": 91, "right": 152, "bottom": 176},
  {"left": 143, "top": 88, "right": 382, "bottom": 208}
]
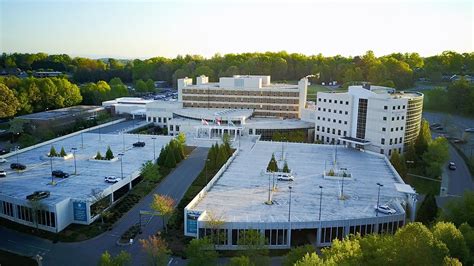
[{"left": 1, "top": 0, "right": 472, "bottom": 59}]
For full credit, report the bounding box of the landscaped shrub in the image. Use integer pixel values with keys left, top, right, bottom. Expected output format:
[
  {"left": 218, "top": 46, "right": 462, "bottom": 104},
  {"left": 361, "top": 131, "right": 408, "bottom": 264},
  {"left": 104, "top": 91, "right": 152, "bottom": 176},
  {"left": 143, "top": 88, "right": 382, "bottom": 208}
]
[
  {"left": 60, "top": 147, "right": 67, "bottom": 157},
  {"left": 49, "top": 146, "right": 58, "bottom": 157},
  {"left": 95, "top": 151, "right": 103, "bottom": 160},
  {"left": 105, "top": 146, "right": 114, "bottom": 160},
  {"left": 282, "top": 161, "right": 290, "bottom": 173}
]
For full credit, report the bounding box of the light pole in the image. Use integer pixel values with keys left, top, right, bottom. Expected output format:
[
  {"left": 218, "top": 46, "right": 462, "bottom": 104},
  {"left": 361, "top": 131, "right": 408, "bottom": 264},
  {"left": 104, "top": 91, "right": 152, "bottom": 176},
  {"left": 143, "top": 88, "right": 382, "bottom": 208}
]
[
  {"left": 288, "top": 186, "right": 293, "bottom": 247},
  {"left": 376, "top": 183, "right": 383, "bottom": 217},
  {"left": 267, "top": 173, "right": 272, "bottom": 203},
  {"left": 50, "top": 156, "right": 54, "bottom": 184},
  {"left": 341, "top": 174, "right": 345, "bottom": 200},
  {"left": 122, "top": 133, "right": 125, "bottom": 152},
  {"left": 152, "top": 137, "right": 157, "bottom": 162},
  {"left": 81, "top": 132, "right": 84, "bottom": 149},
  {"left": 71, "top": 148, "right": 77, "bottom": 175},
  {"left": 118, "top": 153, "right": 124, "bottom": 179},
  {"left": 98, "top": 126, "right": 101, "bottom": 141},
  {"left": 318, "top": 185, "right": 323, "bottom": 221},
  {"left": 16, "top": 145, "right": 20, "bottom": 164}
]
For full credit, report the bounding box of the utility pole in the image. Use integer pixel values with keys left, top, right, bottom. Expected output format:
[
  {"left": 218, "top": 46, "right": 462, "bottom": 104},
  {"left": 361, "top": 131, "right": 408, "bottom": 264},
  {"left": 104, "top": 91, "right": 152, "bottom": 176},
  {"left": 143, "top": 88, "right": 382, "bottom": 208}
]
[
  {"left": 288, "top": 186, "right": 293, "bottom": 247},
  {"left": 376, "top": 183, "right": 383, "bottom": 217},
  {"left": 71, "top": 148, "right": 77, "bottom": 175}
]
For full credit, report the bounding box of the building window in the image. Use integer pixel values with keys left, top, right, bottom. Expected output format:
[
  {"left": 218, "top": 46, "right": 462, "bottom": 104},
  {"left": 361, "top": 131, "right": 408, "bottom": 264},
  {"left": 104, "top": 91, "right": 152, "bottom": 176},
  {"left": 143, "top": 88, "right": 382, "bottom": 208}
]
[
  {"left": 163, "top": 117, "right": 167, "bottom": 123},
  {"left": 397, "top": 117, "right": 400, "bottom": 120},
  {"left": 339, "top": 110, "right": 342, "bottom": 114},
  {"left": 392, "top": 117, "right": 394, "bottom": 121},
  {"left": 382, "top": 127, "right": 386, "bottom": 132},
  {"left": 391, "top": 128, "right": 394, "bottom": 132},
  {"left": 333, "top": 119, "right": 336, "bottom": 123},
  {"left": 323, "top": 108, "right": 326, "bottom": 112},
  {"left": 380, "top": 149, "right": 384, "bottom": 154},
  {"left": 402, "top": 105, "right": 405, "bottom": 109},
  {"left": 401, "top": 127, "right": 404, "bottom": 130},
  {"left": 324, "top": 99, "right": 327, "bottom": 102},
  {"left": 334, "top": 110, "right": 337, "bottom": 113},
  {"left": 395, "top": 138, "right": 398, "bottom": 144},
  {"left": 338, "top": 129, "right": 341, "bottom": 135},
  {"left": 399, "top": 148, "right": 402, "bottom": 153},
  {"left": 317, "top": 126, "right": 320, "bottom": 131},
  {"left": 317, "top": 116, "right": 320, "bottom": 120},
  {"left": 318, "top": 107, "right": 321, "bottom": 111},
  {"left": 329, "top": 100, "right": 332, "bottom": 103},
  {"left": 402, "top": 116, "right": 405, "bottom": 120},
  {"left": 339, "top": 120, "right": 342, "bottom": 124},
  {"left": 153, "top": 117, "right": 157, "bottom": 123},
  {"left": 340, "top": 101, "right": 343, "bottom": 104},
  {"left": 346, "top": 101, "right": 349, "bottom": 105},
  {"left": 398, "top": 106, "right": 401, "bottom": 109},
  {"left": 328, "top": 109, "right": 331, "bottom": 112},
  {"left": 392, "top": 106, "right": 395, "bottom": 110},
  {"left": 332, "top": 129, "right": 335, "bottom": 134},
  {"left": 381, "top": 138, "right": 385, "bottom": 145},
  {"left": 384, "top": 106, "right": 388, "bottom": 110},
  {"left": 318, "top": 98, "right": 321, "bottom": 102},
  {"left": 390, "top": 139, "right": 393, "bottom": 145},
  {"left": 383, "top": 117, "right": 387, "bottom": 121},
  {"left": 344, "top": 131, "right": 347, "bottom": 136},
  {"left": 344, "top": 121, "right": 347, "bottom": 125},
  {"left": 399, "top": 137, "right": 402, "bottom": 143},
  {"left": 389, "top": 150, "right": 392, "bottom": 156},
  {"left": 158, "top": 117, "right": 162, "bottom": 123},
  {"left": 176, "top": 126, "right": 180, "bottom": 131},
  {"left": 345, "top": 111, "right": 348, "bottom": 115},
  {"left": 170, "top": 125, "right": 174, "bottom": 131},
  {"left": 323, "top": 118, "right": 325, "bottom": 121}
]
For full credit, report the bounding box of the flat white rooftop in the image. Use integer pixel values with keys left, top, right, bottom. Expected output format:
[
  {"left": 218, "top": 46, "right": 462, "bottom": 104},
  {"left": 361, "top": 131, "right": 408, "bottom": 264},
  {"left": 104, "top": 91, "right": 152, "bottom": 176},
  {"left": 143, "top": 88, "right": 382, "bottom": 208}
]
[
  {"left": 173, "top": 108, "right": 254, "bottom": 121},
  {"left": 190, "top": 141, "right": 407, "bottom": 224},
  {"left": 0, "top": 134, "right": 172, "bottom": 206}
]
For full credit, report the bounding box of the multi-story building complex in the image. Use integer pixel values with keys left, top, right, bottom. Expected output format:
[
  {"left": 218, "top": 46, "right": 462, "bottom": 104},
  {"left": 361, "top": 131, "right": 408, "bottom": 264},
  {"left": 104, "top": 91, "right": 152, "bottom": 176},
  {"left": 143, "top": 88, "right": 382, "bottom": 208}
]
[
  {"left": 314, "top": 85, "right": 423, "bottom": 156},
  {"left": 178, "top": 75, "right": 308, "bottom": 119}
]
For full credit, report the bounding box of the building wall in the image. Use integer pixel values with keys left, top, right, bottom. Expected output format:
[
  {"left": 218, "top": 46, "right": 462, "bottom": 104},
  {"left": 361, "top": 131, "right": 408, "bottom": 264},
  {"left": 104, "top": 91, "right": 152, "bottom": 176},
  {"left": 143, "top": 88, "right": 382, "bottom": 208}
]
[
  {"left": 404, "top": 94, "right": 424, "bottom": 145},
  {"left": 314, "top": 92, "right": 353, "bottom": 144}
]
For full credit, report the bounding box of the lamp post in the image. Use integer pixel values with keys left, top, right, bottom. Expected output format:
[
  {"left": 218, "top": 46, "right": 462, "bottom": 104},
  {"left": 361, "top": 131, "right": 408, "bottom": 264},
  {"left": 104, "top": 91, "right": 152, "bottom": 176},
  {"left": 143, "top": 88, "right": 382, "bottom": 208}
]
[
  {"left": 50, "top": 156, "right": 54, "bottom": 184},
  {"left": 318, "top": 185, "right": 323, "bottom": 221},
  {"left": 341, "top": 174, "right": 345, "bottom": 199},
  {"left": 152, "top": 137, "right": 157, "bottom": 161},
  {"left": 71, "top": 148, "right": 77, "bottom": 175},
  {"left": 288, "top": 186, "right": 293, "bottom": 247},
  {"left": 81, "top": 132, "right": 84, "bottom": 149},
  {"left": 98, "top": 126, "right": 101, "bottom": 141},
  {"left": 267, "top": 173, "right": 272, "bottom": 203},
  {"left": 118, "top": 153, "right": 124, "bottom": 179},
  {"left": 376, "top": 183, "right": 383, "bottom": 217},
  {"left": 122, "top": 133, "right": 125, "bottom": 152},
  {"left": 16, "top": 145, "right": 20, "bottom": 164}
]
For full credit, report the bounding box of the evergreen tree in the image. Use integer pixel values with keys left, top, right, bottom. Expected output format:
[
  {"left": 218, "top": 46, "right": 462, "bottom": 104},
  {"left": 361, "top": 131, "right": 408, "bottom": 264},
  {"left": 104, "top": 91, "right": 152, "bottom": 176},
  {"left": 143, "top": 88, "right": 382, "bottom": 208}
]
[
  {"left": 105, "top": 146, "right": 114, "bottom": 160},
  {"left": 390, "top": 150, "right": 407, "bottom": 178},
  {"left": 49, "top": 146, "right": 57, "bottom": 157},
  {"left": 266, "top": 153, "right": 279, "bottom": 172},
  {"left": 164, "top": 147, "right": 176, "bottom": 168},
  {"left": 59, "top": 147, "right": 67, "bottom": 157},
  {"left": 95, "top": 151, "right": 103, "bottom": 160},
  {"left": 282, "top": 161, "right": 290, "bottom": 173},
  {"left": 222, "top": 133, "right": 232, "bottom": 158},
  {"left": 217, "top": 144, "right": 228, "bottom": 167},
  {"left": 157, "top": 147, "right": 166, "bottom": 166},
  {"left": 207, "top": 143, "right": 219, "bottom": 169},
  {"left": 404, "top": 142, "right": 418, "bottom": 166},
  {"left": 415, "top": 119, "right": 432, "bottom": 156},
  {"left": 416, "top": 194, "right": 438, "bottom": 225},
  {"left": 170, "top": 140, "right": 182, "bottom": 163}
]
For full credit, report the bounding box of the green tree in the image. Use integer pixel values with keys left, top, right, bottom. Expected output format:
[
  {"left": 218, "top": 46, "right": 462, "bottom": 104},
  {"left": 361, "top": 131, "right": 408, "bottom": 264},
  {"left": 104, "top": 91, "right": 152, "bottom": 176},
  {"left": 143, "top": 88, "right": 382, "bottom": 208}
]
[
  {"left": 283, "top": 245, "right": 315, "bottom": 266},
  {"left": 98, "top": 250, "right": 131, "bottom": 266},
  {"left": 157, "top": 147, "right": 166, "bottom": 166},
  {"left": 8, "top": 118, "right": 26, "bottom": 141},
  {"left": 216, "top": 144, "right": 229, "bottom": 167},
  {"left": 459, "top": 223, "right": 474, "bottom": 265},
  {"left": 164, "top": 147, "right": 176, "bottom": 168},
  {"left": 177, "top": 132, "right": 186, "bottom": 145},
  {"left": 416, "top": 193, "right": 438, "bottom": 225},
  {"left": 59, "top": 146, "right": 67, "bottom": 157},
  {"left": 105, "top": 146, "right": 114, "bottom": 160},
  {"left": 390, "top": 150, "right": 407, "bottom": 178},
  {"left": 432, "top": 222, "right": 469, "bottom": 263},
  {"left": 237, "top": 230, "right": 269, "bottom": 266},
  {"left": 185, "top": 237, "right": 218, "bottom": 266},
  {"left": 439, "top": 191, "right": 474, "bottom": 227},
  {"left": 282, "top": 161, "right": 290, "bottom": 173},
  {"left": 415, "top": 119, "right": 432, "bottom": 156},
  {"left": 135, "top": 79, "right": 148, "bottom": 92},
  {"left": 228, "top": 256, "right": 253, "bottom": 266},
  {"left": 109, "top": 77, "right": 129, "bottom": 98},
  {"left": 146, "top": 79, "right": 155, "bottom": 92},
  {"left": 150, "top": 194, "right": 175, "bottom": 233},
  {"left": 95, "top": 151, "right": 103, "bottom": 160},
  {"left": 140, "top": 235, "right": 171, "bottom": 266},
  {"left": 422, "top": 137, "right": 449, "bottom": 178},
  {"left": 266, "top": 153, "right": 279, "bottom": 172},
  {"left": 294, "top": 253, "right": 324, "bottom": 266},
  {"left": 0, "top": 83, "right": 19, "bottom": 118},
  {"left": 49, "top": 146, "right": 58, "bottom": 157},
  {"left": 322, "top": 236, "right": 362, "bottom": 265}
]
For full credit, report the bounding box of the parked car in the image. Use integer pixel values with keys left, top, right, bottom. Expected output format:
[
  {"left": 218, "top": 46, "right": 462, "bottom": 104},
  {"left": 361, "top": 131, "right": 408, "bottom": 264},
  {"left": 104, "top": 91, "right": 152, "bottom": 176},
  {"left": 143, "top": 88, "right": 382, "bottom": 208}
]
[
  {"left": 375, "top": 205, "right": 396, "bottom": 214},
  {"left": 277, "top": 173, "right": 294, "bottom": 181},
  {"left": 448, "top": 162, "right": 457, "bottom": 170},
  {"left": 0, "top": 157, "right": 7, "bottom": 163},
  {"left": 52, "top": 170, "right": 70, "bottom": 178},
  {"left": 133, "top": 141, "right": 146, "bottom": 147},
  {"left": 26, "top": 191, "right": 50, "bottom": 201},
  {"left": 430, "top": 123, "right": 441, "bottom": 129},
  {"left": 10, "top": 163, "right": 26, "bottom": 170},
  {"left": 104, "top": 176, "right": 121, "bottom": 183},
  {"left": 0, "top": 169, "right": 6, "bottom": 177},
  {"left": 465, "top": 128, "right": 474, "bottom": 133},
  {"left": 0, "top": 147, "right": 8, "bottom": 155}
]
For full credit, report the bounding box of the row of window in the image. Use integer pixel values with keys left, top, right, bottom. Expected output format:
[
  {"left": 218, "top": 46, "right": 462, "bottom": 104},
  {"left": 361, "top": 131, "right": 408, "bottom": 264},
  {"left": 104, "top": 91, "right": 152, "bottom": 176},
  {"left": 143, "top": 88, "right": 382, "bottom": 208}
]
[
  {"left": 382, "top": 126, "right": 404, "bottom": 132},
  {"left": 383, "top": 116, "right": 405, "bottom": 121},
  {"left": 384, "top": 105, "right": 406, "bottom": 110},
  {"left": 381, "top": 137, "right": 403, "bottom": 145},
  {"left": 383, "top": 148, "right": 403, "bottom": 156},
  {"left": 183, "top": 102, "right": 299, "bottom": 112},
  {"left": 317, "top": 107, "right": 349, "bottom": 115},
  {"left": 315, "top": 135, "right": 347, "bottom": 145},
  {"left": 182, "top": 89, "right": 300, "bottom": 97},
  {"left": 182, "top": 96, "right": 299, "bottom": 104},
  {"left": 318, "top": 98, "right": 350, "bottom": 105},
  {"left": 316, "top": 126, "right": 348, "bottom": 137},
  {"left": 0, "top": 200, "right": 56, "bottom": 228},
  {"left": 317, "top": 117, "right": 349, "bottom": 125},
  {"left": 169, "top": 125, "right": 180, "bottom": 132},
  {"left": 147, "top": 116, "right": 170, "bottom": 124}
]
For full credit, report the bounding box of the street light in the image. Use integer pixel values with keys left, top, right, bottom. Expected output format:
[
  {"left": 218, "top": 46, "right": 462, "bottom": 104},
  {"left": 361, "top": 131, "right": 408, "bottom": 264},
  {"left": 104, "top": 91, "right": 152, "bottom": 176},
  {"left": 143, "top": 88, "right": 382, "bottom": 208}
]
[
  {"left": 118, "top": 153, "right": 124, "bottom": 179},
  {"left": 81, "top": 132, "right": 84, "bottom": 149},
  {"left": 71, "top": 148, "right": 77, "bottom": 175},
  {"left": 15, "top": 145, "right": 20, "bottom": 164},
  {"left": 50, "top": 156, "right": 54, "bottom": 184},
  {"left": 288, "top": 186, "right": 293, "bottom": 247},
  {"left": 376, "top": 183, "right": 384, "bottom": 217},
  {"left": 318, "top": 185, "right": 323, "bottom": 221},
  {"left": 152, "top": 137, "right": 157, "bottom": 162}
]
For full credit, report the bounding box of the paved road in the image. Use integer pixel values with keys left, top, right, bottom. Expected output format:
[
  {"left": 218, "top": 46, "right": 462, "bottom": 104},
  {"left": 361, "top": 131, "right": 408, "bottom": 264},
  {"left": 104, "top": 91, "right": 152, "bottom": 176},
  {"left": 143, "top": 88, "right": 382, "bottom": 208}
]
[{"left": 0, "top": 147, "right": 208, "bottom": 266}]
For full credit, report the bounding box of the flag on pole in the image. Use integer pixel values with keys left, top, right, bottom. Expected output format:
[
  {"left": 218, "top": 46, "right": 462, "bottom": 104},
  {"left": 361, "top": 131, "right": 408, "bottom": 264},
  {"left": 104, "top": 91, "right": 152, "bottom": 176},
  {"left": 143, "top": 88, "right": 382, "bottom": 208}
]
[
  {"left": 216, "top": 118, "right": 221, "bottom": 126},
  {"left": 201, "top": 119, "right": 209, "bottom": 125}
]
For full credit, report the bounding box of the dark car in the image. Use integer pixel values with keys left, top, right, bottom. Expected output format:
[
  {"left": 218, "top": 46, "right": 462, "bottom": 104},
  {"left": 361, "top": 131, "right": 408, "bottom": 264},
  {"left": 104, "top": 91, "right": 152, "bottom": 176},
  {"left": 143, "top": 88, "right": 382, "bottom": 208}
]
[
  {"left": 26, "top": 191, "right": 50, "bottom": 201},
  {"left": 133, "top": 141, "right": 146, "bottom": 147},
  {"left": 10, "top": 163, "right": 26, "bottom": 170},
  {"left": 52, "top": 170, "right": 70, "bottom": 178},
  {"left": 448, "top": 162, "right": 456, "bottom": 170},
  {"left": 0, "top": 147, "right": 8, "bottom": 155}
]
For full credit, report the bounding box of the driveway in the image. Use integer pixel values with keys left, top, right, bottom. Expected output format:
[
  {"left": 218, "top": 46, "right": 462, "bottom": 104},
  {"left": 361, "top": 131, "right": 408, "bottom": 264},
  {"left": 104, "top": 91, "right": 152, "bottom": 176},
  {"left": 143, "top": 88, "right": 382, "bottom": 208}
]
[{"left": 0, "top": 147, "right": 209, "bottom": 266}]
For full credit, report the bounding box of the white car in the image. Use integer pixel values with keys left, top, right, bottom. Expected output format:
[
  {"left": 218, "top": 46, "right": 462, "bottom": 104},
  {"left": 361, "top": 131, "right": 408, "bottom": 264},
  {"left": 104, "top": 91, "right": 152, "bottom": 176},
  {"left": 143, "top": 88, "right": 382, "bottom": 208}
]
[
  {"left": 0, "top": 169, "right": 6, "bottom": 177},
  {"left": 375, "top": 205, "right": 396, "bottom": 214},
  {"left": 104, "top": 176, "right": 121, "bottom": 183},
  {"left": 0, "top": 157, "right": 7, "bottom": 163},
  {"left": 465, "top": 128, "right": 474, "bottom": 133},
  {"left": 277, "top": 173, "right": 294, "bottom": 181}
]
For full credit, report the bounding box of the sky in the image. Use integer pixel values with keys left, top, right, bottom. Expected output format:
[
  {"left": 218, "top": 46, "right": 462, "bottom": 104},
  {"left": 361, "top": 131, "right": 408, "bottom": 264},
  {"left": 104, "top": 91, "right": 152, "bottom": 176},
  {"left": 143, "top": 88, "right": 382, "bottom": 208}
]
[{"left": 0, "top": 0, "right": 472, "bottom": 59}]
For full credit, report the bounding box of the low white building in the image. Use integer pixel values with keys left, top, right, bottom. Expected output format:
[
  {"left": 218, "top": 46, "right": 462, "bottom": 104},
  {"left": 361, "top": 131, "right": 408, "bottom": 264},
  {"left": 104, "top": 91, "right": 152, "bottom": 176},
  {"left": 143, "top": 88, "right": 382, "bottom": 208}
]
[
  {"left": 102, "top": 97, "right": 153, "bottom": 118},
  {"left": 315, "top": 85, "right": 423, "bottom": 157}
]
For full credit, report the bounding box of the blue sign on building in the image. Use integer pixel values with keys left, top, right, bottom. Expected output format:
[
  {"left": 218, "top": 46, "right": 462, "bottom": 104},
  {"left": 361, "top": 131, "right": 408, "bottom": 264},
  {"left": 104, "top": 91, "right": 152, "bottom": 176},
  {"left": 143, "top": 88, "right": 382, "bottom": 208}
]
[
  {"left": 186, "top": 211, "right": 202, "bottom": 234},
  {"left": 73, "top": 201, "right": 87, "bottom": 222}
]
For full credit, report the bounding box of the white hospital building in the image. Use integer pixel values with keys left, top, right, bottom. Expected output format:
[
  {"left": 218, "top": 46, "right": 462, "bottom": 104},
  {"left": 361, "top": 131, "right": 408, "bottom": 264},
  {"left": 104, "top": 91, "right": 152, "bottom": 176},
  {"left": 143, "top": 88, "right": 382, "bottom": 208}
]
[{"left": 314, "top": 84, "right": 423, "bottom": 156}]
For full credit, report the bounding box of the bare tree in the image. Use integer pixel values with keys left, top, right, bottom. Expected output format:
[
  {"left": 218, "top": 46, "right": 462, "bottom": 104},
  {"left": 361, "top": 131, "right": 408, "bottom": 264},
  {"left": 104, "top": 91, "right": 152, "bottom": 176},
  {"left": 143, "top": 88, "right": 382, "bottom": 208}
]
[
  {"left": 89, "top": 188, "right": 110, "bottom": 225},
  {"left": 206, "top": 211, "right": 225, "bottom": 247},
  {"left": 28, "top": 199, "right": 46, "bottom": 232}
]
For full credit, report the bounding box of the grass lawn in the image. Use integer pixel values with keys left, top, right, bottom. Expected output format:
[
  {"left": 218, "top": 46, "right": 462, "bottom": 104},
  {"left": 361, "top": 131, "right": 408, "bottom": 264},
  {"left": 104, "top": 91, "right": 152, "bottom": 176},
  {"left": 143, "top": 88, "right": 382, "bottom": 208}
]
[{"left": 0, "top": 250, "right": 36, "bottom": 266}]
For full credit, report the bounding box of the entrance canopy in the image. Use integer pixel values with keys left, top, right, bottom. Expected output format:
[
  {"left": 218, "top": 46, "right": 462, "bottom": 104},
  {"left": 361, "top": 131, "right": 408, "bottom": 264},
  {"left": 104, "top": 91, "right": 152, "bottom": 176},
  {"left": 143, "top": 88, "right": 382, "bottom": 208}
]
[{"left": 339, "top": 136, "right": 371, "bottom": 146}]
